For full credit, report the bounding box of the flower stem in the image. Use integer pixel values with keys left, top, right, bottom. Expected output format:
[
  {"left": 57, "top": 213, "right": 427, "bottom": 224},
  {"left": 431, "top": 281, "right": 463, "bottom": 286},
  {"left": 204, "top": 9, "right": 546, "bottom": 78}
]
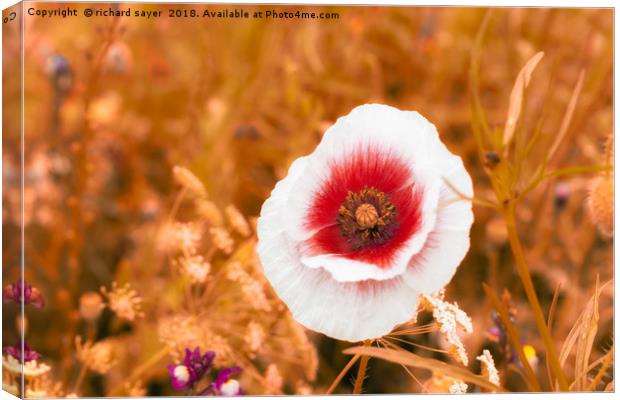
[
  {"left": 72, "top": 364, "right": 88, "bottom": 395},
  {"left": 353, "top": 340, "right": 372, "bottom": 394},
  {"left": 502, "top": 204, "right": 569, "bottom": 391},
  {"left": 326, "top": 354, "right": 361, "bottom": 394}
]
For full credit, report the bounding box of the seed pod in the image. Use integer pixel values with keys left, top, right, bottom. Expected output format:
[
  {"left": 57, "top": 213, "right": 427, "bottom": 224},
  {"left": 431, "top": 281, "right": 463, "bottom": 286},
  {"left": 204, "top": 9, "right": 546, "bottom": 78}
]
[{"left": 484, "top": 151, "right": 501, "bottom": 168}]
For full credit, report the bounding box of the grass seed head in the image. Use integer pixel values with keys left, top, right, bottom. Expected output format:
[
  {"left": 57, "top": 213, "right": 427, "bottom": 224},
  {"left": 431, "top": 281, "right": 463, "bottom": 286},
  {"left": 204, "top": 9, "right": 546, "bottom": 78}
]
[{"left": 588, "top": 175, "right": 613, "bottom": 237}]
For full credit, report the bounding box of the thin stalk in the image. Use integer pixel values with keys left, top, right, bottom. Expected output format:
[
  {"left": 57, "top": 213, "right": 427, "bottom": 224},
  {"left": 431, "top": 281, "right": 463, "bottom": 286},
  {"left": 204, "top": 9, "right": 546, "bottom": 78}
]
[
  {"left": 325, "top": 354, "right": 361, "bottom": 394},
  {"left": 442, "top": 177, "right": 499, "bottom": 209},
  {"left": 483, "top": 284, "right": 540, "bottom": 391},
  {"left": 546, "top": 282, "right": 562, "bottom": 389},
  {"left": 518, "top": 164, "right": 610, "bottom": 201},
  {"left": 62, "top": 19, "right": 121, "bottom": 383},
  {"left": 72, "top": 317, "right": 98, "bottom": 394},
  {"left": 72, "top": 364, "right": 88, "bottom": 395},
  {"left": 584, "top": 346, "right": 614, "bottom": 391},
  {"left": 502, "top": 205, "right": 569, "bottom": 391},
  {"left": 384, "top": 336, "right": 449, "bottom": 354},
  {"left": 378, "top": 339, "right": 424, "bottom": 389},
  {"left": 547, "top": 69, "right": 585, "bottom": 162},
  {"left": 353, "top": 343, "right": 371, "bottom": 395}
]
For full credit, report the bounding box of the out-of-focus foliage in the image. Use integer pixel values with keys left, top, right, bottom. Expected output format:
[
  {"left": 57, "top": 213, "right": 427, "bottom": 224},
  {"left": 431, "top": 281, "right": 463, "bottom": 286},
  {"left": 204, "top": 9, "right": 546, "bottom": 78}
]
[{"left": 2, "top": 4, "right": 612, "bottom": 396}]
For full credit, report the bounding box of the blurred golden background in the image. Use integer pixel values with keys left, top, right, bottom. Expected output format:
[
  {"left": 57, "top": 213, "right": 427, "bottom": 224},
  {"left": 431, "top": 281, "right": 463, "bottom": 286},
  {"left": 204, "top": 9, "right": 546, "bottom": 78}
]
[{"left": 2, "top": 3, "right": 613, "bottom": 396}]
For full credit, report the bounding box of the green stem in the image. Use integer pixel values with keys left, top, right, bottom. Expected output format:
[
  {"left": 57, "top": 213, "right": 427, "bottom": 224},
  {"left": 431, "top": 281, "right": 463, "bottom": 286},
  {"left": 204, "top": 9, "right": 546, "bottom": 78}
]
[{"left": 503, "top": 204, "right": 569, "bottom": 391}]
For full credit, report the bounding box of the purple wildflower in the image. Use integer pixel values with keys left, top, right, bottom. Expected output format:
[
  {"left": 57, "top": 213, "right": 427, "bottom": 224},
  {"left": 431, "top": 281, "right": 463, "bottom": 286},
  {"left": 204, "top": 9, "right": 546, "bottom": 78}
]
[
  {"left": 489, "top": 311, "right": 516, "bottom": 363},
  {"left": 554, "top": 182, "right": 570, "bottom": 212},
  {"left": 45, "top": 54, "right": 73, "bottom": 93},
  {"left": 204, "top": 367, "right": 243, "bottom": 396},
  {"left": 2, "top": 279, "right": 45, "bottom": 308},
  {"left": 168, "top": 347, "right": 215, "bottom": 391},
  {"left": 4, "top": 341, "right": 40, "bottom": 362}
]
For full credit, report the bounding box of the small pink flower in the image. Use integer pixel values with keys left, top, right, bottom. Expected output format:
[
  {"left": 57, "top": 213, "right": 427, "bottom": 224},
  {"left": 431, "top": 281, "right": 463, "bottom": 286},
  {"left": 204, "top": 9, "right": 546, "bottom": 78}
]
[
  {"left": 2, "top": 279, "right": 45, "bottom": 308},
  {"left": 168, "top": 347, "right": 215, "bottom": 391},
  {"left": 4, "top": 341, "right": 40, "bottom": 362},
  {"left": 257, "top": 104, "right": 473, "bottom": 342},
  {"left": 205, "top": 367, "right": 242, "bottom": 396}
]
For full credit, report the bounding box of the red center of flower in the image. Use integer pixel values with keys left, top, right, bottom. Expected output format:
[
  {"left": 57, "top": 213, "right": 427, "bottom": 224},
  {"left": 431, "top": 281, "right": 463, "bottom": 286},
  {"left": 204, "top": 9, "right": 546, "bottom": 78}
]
[{"left": 305, "top": 145, "right": 423, "bottom": 267}]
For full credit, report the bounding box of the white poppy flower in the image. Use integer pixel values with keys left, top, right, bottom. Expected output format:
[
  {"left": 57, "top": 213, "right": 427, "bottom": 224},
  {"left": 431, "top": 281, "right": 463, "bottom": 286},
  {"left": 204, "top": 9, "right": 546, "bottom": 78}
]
[{"left": 257, "top": 104, "right": 473, "bottom": 342}]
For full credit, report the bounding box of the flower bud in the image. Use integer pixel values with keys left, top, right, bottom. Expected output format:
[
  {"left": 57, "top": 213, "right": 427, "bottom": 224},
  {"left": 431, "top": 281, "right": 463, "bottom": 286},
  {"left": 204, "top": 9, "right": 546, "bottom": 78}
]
[
  {"left": 554, "top": 182, "right": 570, "bottom": 212},
  {"left": 79, "top": 292, "right": 104, "bottom": 321}
]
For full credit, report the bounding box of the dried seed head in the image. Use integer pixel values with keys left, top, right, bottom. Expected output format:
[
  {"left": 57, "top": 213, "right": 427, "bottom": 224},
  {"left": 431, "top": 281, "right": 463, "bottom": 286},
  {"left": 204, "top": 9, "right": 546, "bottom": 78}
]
[
  {"left": 449, "top": 380, "right": 468, "bottom": 394},
  {"left": 227, "top": 262, "right": 272, "bottom": 312},
  {"left": 588, "top": 175, "right": 613, "bottom": 237},
  {"left": 157, "top": 314, "right": 233, "bottom": 367},
  {"left": 476, "top": 349, "right": 500, "bottom": 388},
  {"left": 100, "top": 282, "right": 144, "bottom": 321},
  {"left": 196, "top": 200, "right": 224, "bottom": 226},
  {"left": 421, "top": 290, "right": 472, "bottom": 366},
  {"left": 225, "top": 205, "right": 251, "bottom": 237},
  {"left": 245, "top": 321, "right": 265, "bottom": 356},
  {"left": 173, "top": 222, "right": 202, "bottom": 254},
  {"left": 173, "top": 166, "right": 207, "bottom": 199},
  {"left": 423, "top": 373, "right": 466, "bottom": 394},
  {"left": 157, "top": 315, "right": 203, "bottom": 362},
  {"left": 265, "top": 364, "right": 283, "bottom": 393},
  {"left": 75, "top": 337, "right": 117, "bottom": 374},
  {"left": 210, "top": 227, "right": 234, "bottom": 254},
  {"left": 178, "top": 255, "right": 210, "bottom": 284}
]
